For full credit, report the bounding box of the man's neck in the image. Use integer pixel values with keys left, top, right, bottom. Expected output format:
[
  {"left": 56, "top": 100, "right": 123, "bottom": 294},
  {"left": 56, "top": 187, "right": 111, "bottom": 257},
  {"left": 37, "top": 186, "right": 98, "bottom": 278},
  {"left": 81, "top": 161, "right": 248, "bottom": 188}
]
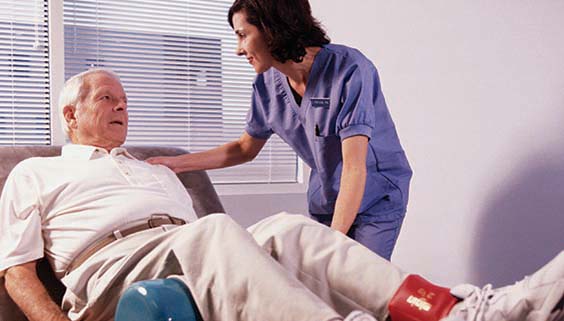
[{"left": 68, "top": 141, "right": 117, "bottom": 153}]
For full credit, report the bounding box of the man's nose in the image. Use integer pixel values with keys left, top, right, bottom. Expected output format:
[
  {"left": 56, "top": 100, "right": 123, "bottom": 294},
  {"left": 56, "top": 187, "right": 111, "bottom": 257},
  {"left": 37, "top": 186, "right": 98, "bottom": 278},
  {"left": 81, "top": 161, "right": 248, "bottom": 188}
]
[{"left": 114, "top": 99, "right": 127, "bottom": 111}]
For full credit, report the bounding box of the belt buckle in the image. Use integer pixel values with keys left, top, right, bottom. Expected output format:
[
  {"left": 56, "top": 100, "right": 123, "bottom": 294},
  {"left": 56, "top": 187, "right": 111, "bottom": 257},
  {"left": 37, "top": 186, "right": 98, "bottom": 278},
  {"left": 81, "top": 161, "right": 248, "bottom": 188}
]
[{"left": 148, "top": 213, "right": 173, "bottom": 228}]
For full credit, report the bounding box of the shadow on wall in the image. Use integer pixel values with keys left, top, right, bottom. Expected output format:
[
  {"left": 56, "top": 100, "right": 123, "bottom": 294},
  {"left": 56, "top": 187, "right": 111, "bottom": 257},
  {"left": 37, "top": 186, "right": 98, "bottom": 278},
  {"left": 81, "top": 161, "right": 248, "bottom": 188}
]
[{"left": 471, "top": 149, "right": 564, "bottom": 286}]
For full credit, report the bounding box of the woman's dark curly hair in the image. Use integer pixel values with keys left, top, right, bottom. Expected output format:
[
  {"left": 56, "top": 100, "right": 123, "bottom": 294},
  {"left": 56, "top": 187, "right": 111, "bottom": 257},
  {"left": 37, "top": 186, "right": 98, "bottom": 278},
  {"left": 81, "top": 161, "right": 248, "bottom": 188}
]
[{"left": 228, "top": 0, "right": 330, "bottom": 63}]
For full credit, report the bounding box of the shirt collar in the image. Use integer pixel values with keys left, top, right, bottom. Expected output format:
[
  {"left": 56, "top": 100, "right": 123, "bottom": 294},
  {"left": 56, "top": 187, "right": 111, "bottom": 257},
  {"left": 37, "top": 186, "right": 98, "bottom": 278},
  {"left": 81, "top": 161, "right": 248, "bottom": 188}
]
[{"left": 61, "top": 144, "right": 137, "bottom": 160}]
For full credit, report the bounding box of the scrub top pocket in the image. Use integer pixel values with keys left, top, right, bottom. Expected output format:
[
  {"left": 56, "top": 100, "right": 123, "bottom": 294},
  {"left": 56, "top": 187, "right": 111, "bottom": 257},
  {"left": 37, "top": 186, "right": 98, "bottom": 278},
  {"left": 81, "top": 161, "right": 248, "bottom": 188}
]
[
  {"left": 313, "top": 134, "right": 342, "bottom": 178},
  {"left": 358, "top": 169, "right": 399, "bottom": 213}
]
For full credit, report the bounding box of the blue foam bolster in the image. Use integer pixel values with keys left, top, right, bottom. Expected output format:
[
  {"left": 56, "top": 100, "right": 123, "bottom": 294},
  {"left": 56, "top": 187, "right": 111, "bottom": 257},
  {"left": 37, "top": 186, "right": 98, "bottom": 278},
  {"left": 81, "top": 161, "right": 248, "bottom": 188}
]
[{"left": 115, "top": 278, "right": 203, "bottom": 321}]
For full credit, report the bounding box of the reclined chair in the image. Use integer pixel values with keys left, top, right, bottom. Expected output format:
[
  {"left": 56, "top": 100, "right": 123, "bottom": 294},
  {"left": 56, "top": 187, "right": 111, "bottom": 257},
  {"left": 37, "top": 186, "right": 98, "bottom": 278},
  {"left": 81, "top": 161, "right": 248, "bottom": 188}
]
[{"left": 0, "top": 146, "right": 222, "bottom": 321}]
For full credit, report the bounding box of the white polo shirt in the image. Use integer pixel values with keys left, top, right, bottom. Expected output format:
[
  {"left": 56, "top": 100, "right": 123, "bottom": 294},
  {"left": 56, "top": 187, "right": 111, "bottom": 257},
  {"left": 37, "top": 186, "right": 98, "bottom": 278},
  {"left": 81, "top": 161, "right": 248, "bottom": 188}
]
[{"left": 0, "top": 144, "right": 198, "bottom": 277}]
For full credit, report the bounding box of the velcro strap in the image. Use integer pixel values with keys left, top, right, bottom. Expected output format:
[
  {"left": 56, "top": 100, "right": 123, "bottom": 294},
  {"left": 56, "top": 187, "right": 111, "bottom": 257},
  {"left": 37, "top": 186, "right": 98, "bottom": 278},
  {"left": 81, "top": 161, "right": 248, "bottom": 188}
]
[{"left": 388, "top": 274, "right": 459, "bottom": 321}]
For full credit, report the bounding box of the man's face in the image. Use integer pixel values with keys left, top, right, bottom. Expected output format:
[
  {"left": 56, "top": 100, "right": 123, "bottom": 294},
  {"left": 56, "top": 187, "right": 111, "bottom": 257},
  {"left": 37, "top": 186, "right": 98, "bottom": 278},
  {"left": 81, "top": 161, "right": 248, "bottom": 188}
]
[
  {"left": 232, "top": 11, "right": 274, "bottom": 74},
  {"left": 69, "top": 73, "right": 128, "bottom": 150}
]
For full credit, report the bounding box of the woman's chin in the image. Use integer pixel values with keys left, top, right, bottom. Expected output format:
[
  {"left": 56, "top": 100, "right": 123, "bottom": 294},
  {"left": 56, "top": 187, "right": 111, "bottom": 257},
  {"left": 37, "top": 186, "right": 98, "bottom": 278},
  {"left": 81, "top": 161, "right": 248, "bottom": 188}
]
[{"left": 254, "top": 65, "right": 269, "bottom": 74}]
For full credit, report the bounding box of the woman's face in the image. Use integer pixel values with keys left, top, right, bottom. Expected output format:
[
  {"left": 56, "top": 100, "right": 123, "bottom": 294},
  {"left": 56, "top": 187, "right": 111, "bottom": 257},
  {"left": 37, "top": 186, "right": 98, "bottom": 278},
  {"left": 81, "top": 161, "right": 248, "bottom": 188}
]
[{"left": 232, "top": 11, "right": 274, "bottom": 73}]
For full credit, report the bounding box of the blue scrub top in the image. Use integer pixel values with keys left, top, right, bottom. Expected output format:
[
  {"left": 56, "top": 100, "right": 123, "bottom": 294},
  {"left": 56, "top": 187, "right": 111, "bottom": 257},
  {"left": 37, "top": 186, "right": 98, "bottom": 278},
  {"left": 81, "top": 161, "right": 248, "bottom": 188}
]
[{"left": 245, "top": 44, "right": 412, "bottom": 222}]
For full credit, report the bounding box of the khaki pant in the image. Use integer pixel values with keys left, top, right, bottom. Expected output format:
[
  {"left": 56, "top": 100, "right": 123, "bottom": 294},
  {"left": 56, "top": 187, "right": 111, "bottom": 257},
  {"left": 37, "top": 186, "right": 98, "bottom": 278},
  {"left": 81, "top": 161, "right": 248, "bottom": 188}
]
[{"left": 61, "top": 213, "right": 407, "bottom": 321}]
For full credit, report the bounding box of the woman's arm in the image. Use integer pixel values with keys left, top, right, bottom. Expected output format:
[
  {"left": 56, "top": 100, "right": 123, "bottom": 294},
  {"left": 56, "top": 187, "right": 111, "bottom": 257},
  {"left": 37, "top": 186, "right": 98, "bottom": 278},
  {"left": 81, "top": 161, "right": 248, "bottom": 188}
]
[
  {"left": 4, "top": 261, "right": 70, "bottom": 321},
  {"left": 330, "top": 135, "right": 369, "bottom": 234},
  {"left": 146, "top": 132, "right": 267, "bottom": 173}
]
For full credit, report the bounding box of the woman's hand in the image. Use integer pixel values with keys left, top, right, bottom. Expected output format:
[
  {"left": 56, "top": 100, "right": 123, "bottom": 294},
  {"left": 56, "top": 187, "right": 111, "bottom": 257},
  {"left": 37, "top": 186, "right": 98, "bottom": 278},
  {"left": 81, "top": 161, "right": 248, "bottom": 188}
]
[{"left": 146, "top": 155, "right": 185, "bottom": 173}]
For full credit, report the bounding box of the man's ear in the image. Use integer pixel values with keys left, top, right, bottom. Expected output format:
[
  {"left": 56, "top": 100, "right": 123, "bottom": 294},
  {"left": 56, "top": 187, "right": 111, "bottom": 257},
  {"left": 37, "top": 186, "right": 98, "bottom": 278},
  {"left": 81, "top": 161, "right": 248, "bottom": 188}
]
[{"left": 63, "top": 105, "right": 78, "bottom": 129}]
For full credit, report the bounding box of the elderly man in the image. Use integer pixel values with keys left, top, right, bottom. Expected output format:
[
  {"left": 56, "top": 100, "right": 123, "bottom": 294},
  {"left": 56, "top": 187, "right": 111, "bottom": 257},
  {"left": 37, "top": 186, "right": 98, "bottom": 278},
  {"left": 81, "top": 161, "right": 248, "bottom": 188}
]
[{"left": 0, "top": 68, "right": 562, "bottom": 321}]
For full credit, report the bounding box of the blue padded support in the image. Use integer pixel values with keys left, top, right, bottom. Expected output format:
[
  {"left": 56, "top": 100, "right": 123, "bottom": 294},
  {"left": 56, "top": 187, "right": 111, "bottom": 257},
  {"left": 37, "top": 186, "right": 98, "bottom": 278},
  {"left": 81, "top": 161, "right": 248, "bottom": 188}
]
[{"left": 115, "top": 278, "right": 203, "bottom": 321}]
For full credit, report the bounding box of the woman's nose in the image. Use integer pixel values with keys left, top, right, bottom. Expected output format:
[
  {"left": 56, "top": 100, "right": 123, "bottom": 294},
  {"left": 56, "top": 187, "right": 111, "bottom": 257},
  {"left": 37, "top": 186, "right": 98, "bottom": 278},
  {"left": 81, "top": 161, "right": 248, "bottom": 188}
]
[{"left": 235, "top": 42, "right": 244, "bottom": 56}]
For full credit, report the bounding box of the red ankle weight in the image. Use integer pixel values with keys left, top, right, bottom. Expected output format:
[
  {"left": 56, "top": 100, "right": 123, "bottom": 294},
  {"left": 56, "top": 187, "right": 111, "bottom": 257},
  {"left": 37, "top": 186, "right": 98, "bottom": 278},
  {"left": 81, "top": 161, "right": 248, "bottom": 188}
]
[{"left": 388, "top": 275, "right": 459, "bottom": 321}]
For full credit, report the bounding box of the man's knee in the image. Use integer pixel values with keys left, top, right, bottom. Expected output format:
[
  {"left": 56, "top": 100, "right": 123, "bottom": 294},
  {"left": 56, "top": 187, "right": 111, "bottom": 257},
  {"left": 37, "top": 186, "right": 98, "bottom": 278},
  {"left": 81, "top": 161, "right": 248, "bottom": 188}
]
[
  {"left": 269, "top": 212, "right": 311, "bottom": 225},
  {"left": 197, "top": 213, "right": 256, "bottom": 242},
  {"left": 199, "top": 213, "right": 237, "bottom": 226},
  {"left": 249, "top": 212, "right": 317, "bottom": 236}
]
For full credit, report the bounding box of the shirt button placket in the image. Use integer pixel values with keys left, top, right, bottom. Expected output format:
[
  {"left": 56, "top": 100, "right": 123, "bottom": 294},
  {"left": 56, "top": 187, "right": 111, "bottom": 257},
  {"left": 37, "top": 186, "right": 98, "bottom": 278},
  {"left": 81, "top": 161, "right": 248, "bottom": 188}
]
[{"left": 115, "top": 157, "right": 134, "bottom": 183}]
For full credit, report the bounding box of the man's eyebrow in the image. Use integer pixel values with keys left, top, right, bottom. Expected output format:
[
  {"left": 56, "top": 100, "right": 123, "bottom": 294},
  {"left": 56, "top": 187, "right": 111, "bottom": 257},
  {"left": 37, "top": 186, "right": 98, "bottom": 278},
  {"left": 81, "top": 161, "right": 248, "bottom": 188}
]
[{"left": 93, "top": 88, "right": 110, "bottom": 96}]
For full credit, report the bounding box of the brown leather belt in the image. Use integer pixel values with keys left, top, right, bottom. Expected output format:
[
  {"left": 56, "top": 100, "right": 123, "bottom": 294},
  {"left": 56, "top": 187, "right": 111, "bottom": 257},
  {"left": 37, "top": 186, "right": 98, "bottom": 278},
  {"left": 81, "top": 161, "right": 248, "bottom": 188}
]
[{"left": 66, "top": 214, "right": 186, "bottom": 275}]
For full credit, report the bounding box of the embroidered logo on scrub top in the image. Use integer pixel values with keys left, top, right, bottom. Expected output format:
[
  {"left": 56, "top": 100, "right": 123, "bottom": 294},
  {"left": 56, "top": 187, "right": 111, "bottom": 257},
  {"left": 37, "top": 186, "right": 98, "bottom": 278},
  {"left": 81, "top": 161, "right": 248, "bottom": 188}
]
[{"left": 311, "top": 98, "right": 330, "bottom": 108}]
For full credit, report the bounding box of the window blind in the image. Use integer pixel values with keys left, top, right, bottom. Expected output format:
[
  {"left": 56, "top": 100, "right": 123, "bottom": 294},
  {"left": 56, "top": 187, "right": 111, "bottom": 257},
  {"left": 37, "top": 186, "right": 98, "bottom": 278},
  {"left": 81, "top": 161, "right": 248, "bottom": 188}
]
[
  {"left": 0, "top": 0, "right": 50, "bottom": 145},
  {"left": 63, "top": 0, "right": 298, "bottom": 184}
]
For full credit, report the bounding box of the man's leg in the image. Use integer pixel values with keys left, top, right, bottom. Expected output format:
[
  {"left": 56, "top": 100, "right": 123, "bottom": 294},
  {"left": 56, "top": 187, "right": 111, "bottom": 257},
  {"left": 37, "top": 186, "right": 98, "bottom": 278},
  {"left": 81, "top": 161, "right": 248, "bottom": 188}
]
[
  {"left": 248, "top": 212, "right": 408, "bottom": 321},
  {"left": 62, "top": 214, "right": 344, "bottom": 321},
  {"left": 311, "top": 213, "right": 404, "bottom": 260},
  {"left": 248, "top": 213, "right": 564, "bottom": 321}
]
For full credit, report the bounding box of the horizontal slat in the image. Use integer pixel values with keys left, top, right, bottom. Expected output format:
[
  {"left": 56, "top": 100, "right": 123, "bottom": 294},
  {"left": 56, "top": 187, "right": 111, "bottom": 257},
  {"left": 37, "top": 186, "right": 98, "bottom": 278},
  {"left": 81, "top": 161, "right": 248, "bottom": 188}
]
[
  {"left": 0, "top": 141, "right": 51, "bottom": 145},
  {"left": 0, "top": 87, "right": 49, "bottom": 92},
  {"left": 0, "top": 104, "right": 49, "bottom": 109},
  {"left": 63, "top": 5, "right": 228, "bottom": 25},
  {"left": 0, "top": 118, "right": 50, "bottom": 124},
  {"left": 0, "top": 96, "right": 49, "bottom": 102},
  {"left": 64, "top": 20, "right": 232, "bottom": 37},
  {"left": 0, "top": 62, "right": 49, "bottom": 71},
  {"left": 0, "top": 15, "right": 48, "bottom": 24},
  {"left": 0, "top": 50, "right": 48, "bottom": 57}
]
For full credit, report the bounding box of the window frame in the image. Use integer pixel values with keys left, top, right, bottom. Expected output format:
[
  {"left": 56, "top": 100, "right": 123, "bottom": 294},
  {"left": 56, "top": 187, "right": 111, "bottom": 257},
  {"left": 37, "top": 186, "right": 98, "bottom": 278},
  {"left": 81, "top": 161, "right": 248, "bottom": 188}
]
[{"left": 46, "top": 0, "right": 308, "bottom": 194}]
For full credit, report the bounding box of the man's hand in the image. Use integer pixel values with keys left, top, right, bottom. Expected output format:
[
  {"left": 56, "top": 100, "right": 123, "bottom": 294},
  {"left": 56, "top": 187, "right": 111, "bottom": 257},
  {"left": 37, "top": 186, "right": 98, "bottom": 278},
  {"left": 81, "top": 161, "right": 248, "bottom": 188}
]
[{"left": 4, "top": 262, "right": 70, "bottom": 321}]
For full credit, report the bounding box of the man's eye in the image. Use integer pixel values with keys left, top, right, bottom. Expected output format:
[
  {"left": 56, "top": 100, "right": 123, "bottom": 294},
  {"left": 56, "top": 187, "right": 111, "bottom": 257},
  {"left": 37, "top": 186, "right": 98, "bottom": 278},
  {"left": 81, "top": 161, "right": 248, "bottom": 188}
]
[{"left": 101, "top": 95, "right": 110, "bottom": 100}]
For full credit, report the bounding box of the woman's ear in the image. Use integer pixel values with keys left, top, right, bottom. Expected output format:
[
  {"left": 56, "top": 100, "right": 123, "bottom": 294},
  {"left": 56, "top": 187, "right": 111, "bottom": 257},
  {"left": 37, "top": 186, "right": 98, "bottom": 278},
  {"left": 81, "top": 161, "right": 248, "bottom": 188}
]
[{"left": 63, "top": 105, "right": 78, "bottom": 129}]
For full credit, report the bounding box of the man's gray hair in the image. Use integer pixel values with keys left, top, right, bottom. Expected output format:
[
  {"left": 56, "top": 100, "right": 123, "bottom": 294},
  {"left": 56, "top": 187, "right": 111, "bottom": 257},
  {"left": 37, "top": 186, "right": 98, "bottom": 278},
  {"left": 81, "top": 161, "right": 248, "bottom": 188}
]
[{"left": 58, "top": 68, "right": 121, "bottom": 136}]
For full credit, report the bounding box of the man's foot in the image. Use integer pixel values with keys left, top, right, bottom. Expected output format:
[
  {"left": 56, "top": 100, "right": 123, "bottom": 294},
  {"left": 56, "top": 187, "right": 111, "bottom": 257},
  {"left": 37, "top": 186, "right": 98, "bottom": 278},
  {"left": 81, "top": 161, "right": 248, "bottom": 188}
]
[
  {"left": 445, "top": 251, "right": 564, "bottom": 321},
  {"left": 344, "top": 310, "right": 378, "bottom": 321}
]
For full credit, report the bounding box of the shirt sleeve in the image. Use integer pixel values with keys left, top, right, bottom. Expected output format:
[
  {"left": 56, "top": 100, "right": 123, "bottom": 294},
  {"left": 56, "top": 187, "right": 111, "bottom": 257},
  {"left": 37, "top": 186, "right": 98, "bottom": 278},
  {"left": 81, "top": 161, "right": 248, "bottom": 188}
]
[
  {"left": 0, "top": 162, "right": 44, "bottom": 277},
  {"left": 337, "top": 65, "right": 387, "bottom": 141},
  {"left": 244, "top": 83, "right": 274, "bottom": 140}
]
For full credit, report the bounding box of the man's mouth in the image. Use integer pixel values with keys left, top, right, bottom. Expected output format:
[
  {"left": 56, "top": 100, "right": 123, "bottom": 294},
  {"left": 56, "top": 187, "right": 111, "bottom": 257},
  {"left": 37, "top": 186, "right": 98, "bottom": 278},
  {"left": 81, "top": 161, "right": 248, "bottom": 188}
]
[{"left": 110, "top": 120, "right": 124, "bottom": 125}]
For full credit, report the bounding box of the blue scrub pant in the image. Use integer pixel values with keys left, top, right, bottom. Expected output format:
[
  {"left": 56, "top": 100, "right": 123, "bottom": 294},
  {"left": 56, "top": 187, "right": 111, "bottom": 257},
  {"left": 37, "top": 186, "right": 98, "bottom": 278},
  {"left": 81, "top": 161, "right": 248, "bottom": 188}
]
[{"left": 311, "top": 214, "right": 404, "bottom": 261}]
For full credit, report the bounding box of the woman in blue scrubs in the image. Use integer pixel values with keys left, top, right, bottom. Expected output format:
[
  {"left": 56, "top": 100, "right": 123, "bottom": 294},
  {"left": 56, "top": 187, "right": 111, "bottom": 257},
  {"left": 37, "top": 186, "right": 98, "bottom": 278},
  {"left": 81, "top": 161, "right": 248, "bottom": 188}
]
[{"left": 148, "top": 0, "right": 412, "bottom": 260}]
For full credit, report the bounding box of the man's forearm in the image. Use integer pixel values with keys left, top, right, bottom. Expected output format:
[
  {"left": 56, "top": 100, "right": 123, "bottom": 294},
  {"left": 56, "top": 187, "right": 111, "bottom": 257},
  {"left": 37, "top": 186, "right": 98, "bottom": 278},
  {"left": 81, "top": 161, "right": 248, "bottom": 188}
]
[{"left": 4, "top": 262, "right": 70, "bottom": 321}]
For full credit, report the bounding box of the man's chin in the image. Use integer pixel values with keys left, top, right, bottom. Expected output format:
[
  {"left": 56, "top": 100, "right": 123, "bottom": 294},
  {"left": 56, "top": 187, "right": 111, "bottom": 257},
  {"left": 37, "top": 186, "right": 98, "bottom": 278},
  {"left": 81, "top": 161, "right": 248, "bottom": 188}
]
[{"left": 105, "top": 136, "right": 127, "bottom": 150}]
